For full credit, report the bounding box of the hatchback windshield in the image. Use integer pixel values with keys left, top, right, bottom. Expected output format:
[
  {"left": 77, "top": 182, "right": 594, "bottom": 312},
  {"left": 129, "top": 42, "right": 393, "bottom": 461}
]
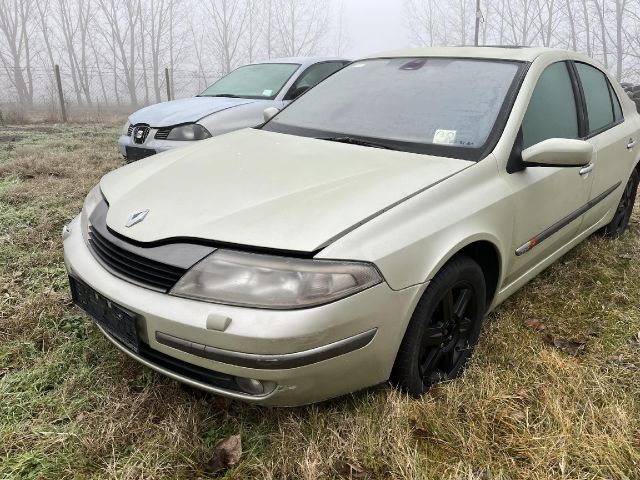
[
  {"left": 264, "top": 58, "right": 523, "bottom": 159},
  {"left": 200, "top": 63, "right": 300, "bottom": 99}
]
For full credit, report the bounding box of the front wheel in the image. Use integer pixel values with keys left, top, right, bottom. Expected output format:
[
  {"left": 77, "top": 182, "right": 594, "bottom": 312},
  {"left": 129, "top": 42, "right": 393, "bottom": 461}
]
[
  {"left": 391, "top": 255, "right": 486, "bottom": 397},
  {"left": 602, "top": 169, "right": 639, "bottom": 237}
]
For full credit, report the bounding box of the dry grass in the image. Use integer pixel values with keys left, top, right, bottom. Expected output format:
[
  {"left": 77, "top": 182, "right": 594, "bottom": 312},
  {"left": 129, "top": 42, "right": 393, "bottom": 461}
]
[
  {"left": 0, "top": 123, "right": 638, "bottom": 479},
  {"left": 0, "top": 104, "right": 129, "bottom": 125}
]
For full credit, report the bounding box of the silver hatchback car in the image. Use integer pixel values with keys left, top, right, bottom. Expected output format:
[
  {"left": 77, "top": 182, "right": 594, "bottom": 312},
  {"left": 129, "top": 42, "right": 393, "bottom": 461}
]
[{"left": 118, "top": 57, "right": 349, "bottom": 162}]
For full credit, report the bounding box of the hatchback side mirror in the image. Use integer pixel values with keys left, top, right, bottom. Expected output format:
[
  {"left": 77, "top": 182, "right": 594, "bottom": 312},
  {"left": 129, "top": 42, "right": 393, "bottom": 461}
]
[
  {"left": 263, "top": 107, "right": 280, "bottom": 123},
  {"left": 522, "top": 138, "right": 593, "bottom": 167}
]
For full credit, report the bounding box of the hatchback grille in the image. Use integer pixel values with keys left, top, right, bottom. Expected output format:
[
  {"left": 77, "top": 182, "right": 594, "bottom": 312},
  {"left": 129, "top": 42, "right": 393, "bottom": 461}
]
[
  {"left": 155, "top": 127, "right": 172, "bottom": 140},
  {"left": 126, "top": 124, "right": 134, "bottom": 136},
  {"left": 132, "top": 125, "right": 150, "bottom": 144},
  {"left": 88, "top": 226, "right": 186, "bottom": 291}
]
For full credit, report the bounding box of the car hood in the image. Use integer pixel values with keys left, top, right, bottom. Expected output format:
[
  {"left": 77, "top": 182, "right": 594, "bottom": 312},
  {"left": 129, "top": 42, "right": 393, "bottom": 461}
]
[
  {"left": 128, "top": 96, "right": 256, "bottom": 127},
  {"left": 100, "top": 129, "right": 473, "bottom": 253}
]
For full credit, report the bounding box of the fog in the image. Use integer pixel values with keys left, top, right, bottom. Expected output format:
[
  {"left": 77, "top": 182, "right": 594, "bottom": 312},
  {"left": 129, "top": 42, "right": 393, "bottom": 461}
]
[
  {"left": 1, "top": 0, "right": 639, "bottom": 109},
  {"left": 341, "top": 0, "right": 409, "bottom": 58}
]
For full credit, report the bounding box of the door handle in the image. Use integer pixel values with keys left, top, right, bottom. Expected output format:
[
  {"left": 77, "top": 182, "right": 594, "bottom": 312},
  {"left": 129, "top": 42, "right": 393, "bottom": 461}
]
[
  {"left": 579, "top": 163, "right": 595, "bottom": 175},
  {"left": 628, "top": 139, "right": 636, "bottom": 150}
]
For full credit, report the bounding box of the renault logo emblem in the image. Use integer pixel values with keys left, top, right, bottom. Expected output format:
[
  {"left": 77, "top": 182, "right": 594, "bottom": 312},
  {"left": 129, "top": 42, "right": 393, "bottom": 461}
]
[{"left": 125, "top": 209, "right": 150, "bottom": 228}]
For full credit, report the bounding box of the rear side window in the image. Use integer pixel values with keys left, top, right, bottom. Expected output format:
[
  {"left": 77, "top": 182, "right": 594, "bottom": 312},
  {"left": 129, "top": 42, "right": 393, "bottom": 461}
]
[
  {"left": 522, "top": 62, "right": 579, "bottom": 149},
  {"left": 576, "top": 62, "right": 622, "bottom": 133},
  {"left": 608, "top": 81, "right": 623, "bottom": 122}
]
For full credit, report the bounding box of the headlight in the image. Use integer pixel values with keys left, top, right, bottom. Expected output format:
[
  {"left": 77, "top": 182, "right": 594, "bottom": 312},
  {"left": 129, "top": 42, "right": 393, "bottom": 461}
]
[
  {"left": 166, "top": 123, "right": 212, "bottom": 141},
  {"left": 122, "top": 122, "right": 130, "bottom": 136},
  {"left": 170, "top": 250, "right": 383, "bottom": 309},
  {"left": 80, "top": 184, "right": 103, "bottom": 241}
]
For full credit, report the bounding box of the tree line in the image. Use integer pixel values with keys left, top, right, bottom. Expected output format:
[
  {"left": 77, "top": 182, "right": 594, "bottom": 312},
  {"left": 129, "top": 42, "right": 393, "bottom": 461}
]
[
  {"left": 406, "top": 0, "right": 640, "bottom": 82},
  {"left": 0, "top": 0, "right": 345, "bottom": 107},
  {"left": 1, "top": 0, "right": 639, "bottom": 108}
]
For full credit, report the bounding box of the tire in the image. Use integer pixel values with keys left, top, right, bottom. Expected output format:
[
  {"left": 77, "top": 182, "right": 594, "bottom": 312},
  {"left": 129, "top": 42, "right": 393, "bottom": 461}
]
[
  {"left": 602, "top": 169, "right": 639, "bottom": 237},
  {"left": 391, "top": 255, "right": 486, "bottom": 398}
]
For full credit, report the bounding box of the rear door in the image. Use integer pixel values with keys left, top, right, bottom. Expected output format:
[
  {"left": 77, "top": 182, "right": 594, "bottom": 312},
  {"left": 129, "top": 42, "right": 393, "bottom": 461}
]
[
  {"left": 572, "top": 62, "right": 637, "bottom": 229},
  {"left": 503, "top": 61, "right": 594, "bottom": 285}
]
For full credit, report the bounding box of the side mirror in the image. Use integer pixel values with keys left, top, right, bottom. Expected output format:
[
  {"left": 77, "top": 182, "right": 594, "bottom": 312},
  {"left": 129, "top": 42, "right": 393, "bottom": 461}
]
[
  {"left": 522, "top": 138, "right": 593, "bottom": 167},
  {"left": 263, "top": 107, "right": 280, "bottom": 123}
]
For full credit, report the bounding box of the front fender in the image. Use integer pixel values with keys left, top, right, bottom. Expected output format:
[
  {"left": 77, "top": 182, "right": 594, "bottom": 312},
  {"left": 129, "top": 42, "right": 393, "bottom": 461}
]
[
  {"left": 317, "top": 156, "right": 514, "bottom": 296},
  {"left": 199, "top": 100, "right": 279, "bottom": 137}
]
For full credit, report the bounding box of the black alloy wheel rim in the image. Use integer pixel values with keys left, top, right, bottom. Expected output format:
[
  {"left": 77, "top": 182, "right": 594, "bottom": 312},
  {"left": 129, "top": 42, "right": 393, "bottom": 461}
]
[
  {"left": 419, "top": 281, "right": 478, "bottom": 386},
  {"left": 612, "top": 176, "right": 636, "bottom": 230}
]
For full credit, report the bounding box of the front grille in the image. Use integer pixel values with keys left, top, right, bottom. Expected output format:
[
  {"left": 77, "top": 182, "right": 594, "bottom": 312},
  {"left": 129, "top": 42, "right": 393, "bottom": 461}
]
[
  {"left": 125, "top": 146, "right": 156, "bottom": 163},
  {"left": 126, "top": 124, "right": 134, "bottom": 136},
  {"left": 132, "top": 125, "right": 150, "bottom": 144},
  {"left": 155, "top": 127, "right": 172, "bottom": 140},
  {"left": 88, "top": 226, "right": 186, "bottom": 291}
]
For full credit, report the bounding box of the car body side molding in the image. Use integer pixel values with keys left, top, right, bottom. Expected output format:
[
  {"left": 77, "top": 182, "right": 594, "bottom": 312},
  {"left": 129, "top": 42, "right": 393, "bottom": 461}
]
[
  {"left": 515, "top": 180, "right": 622, "bottom": 256},
  {"left": 155, "top": 328, "right": 377, "bottom": 369}
]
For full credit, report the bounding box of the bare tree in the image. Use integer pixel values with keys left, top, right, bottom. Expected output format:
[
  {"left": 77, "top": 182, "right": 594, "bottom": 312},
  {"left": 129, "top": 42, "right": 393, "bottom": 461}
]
[
  {"left": 592, "top": 0, "right": 609, "bottom": 68},
  {"left": 0, "top": 0, "right": 35, "bottom": 105},
  {"left": 143, "top": 0, "right": 173, "bottom": 102},
  {"left": 334, "top": 0, "right": 351, "bottom": 56},
  {"left": 405, "top": 0, "right": 445, "bottom": 46},
  {"left": 274, "top": 0, "right": 331, "bottom": 57},
  {"left": 245, "top": 0, "right": 264, "bottom": 63},
  {"left": 96, "top": 0, "right": 142, "bottom": 106},
  {"left": 205, "top": 0, "right": 248, "bottom": 75},
  {"left": 56, "top": 0, "right": 94, "bottom": 105}
]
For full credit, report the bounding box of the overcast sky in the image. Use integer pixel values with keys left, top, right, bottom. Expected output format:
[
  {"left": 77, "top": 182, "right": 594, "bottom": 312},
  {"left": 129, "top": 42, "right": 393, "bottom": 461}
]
[{"left": 340, "top": 0, "right": 410, "bottom": 58}]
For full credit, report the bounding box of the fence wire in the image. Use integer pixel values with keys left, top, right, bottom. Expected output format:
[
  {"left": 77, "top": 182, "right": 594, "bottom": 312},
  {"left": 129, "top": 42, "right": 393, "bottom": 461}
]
[{"left": 0, "top": 65, "right": 226, "bottom": 109}]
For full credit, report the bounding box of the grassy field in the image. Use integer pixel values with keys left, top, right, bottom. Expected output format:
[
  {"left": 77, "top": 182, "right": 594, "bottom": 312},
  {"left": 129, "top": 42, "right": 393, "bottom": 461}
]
[{"left": 0, "top": 123, "right": 638, "bottom": 479}]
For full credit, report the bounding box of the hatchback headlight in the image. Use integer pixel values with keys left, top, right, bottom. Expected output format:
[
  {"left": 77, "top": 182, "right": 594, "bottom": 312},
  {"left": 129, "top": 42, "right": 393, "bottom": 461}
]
[
  {"left": 170, "top": 250, "right": 383, "bottom": 309},
  {"left": 80, "top": 184, "right": 103, "bottom": 241},
  {"left": 166, "top": 123, "right": 212, "bottom": 141}
]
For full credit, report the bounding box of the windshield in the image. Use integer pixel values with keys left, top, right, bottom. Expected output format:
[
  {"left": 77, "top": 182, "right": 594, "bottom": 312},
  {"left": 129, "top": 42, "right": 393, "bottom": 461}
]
[
  {"left": 263, "top": 58, "right": 523, "bottom": 160},
  {"left": 200, "top": 63, "right": 300, "bottom": 99}
]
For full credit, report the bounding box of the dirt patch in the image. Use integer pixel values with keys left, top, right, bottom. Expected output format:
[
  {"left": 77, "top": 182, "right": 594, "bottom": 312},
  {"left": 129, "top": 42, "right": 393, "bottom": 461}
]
[{"left": 0, "top": 135, "right": 24, "bottom": 143}]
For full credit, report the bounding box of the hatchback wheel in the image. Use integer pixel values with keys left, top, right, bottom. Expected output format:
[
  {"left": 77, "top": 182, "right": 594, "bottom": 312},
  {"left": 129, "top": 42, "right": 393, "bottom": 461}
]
[
  {"left": 602, "top": 169, "right": 639, "bottom": 237},
  {"left": 391, "top": 255, "right": 486, "bottom": 397}
]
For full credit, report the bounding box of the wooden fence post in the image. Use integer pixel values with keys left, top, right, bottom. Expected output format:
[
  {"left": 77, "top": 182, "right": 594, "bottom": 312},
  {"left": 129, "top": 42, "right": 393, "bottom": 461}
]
[
  {"left": 165, "top": 68, "right": 171, "bottom": 101},
  {"left": 54, "top": 64, "right": 67, "bottom": 122}
]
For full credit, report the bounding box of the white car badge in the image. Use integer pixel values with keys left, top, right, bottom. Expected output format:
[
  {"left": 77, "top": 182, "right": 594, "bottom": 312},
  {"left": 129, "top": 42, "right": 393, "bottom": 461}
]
[{"left": 125, "top": 209, "right": 150, "bottom": 228}]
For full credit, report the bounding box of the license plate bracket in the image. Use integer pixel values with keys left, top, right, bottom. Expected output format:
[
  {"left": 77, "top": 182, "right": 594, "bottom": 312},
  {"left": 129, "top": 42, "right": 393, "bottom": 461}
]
[{"left": 69, "top": 276, "right": 140, "bottom": 353}]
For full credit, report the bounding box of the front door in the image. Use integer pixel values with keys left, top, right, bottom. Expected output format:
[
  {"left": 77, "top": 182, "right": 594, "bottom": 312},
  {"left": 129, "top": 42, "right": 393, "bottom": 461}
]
[{"left": 503, "top": 61, "right": 594, "bottom": 285}]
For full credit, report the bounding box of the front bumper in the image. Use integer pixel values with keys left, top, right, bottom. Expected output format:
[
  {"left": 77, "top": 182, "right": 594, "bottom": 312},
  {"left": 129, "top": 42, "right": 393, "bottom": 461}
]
[
  {"left": 62, "top": 215, "right": 422, "bottom": 406},
  {"left": 117, "top": 133, "right": 196, "bottom": 159}
]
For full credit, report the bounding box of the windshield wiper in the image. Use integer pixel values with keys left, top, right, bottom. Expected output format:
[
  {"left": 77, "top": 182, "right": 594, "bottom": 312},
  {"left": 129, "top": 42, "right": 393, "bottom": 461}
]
[
  {"left": 316, "top": 136, "right": 397, "bottom": 151},
  {"left": 198, "top": 93, "right": 242, "bottom": 98}
]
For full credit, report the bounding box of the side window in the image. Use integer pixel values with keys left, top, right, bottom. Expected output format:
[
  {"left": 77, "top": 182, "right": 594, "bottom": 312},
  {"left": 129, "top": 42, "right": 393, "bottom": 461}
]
[
  {"left": 285, "top": 62, "right": 348, "bottom": 100},
  {"left": 522, "top": 62, "right": 579, "bottom": 149},
  {"left": 576, "top": 62, "right": 621, "bottom": 133},
  {"left": 608, "top": 80, "right": 623, "bottom": 122}
]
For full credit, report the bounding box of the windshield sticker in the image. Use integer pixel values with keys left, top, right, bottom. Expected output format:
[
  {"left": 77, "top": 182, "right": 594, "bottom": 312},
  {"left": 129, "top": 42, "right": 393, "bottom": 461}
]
[
  {"left": 262, "top": 89, "right": 273, "bottom": 96},
  {"left": 433, "top": 129, "right": 457, "bottom": 145}
]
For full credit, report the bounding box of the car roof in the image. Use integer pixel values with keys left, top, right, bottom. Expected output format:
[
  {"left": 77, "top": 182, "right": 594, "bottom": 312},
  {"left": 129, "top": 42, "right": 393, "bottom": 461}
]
[
  {"left": 362, "top": 46, "right": 595, "bottom": 64},
  {"left": 251, "top": 57, "right": 350, "bottom": 68}
]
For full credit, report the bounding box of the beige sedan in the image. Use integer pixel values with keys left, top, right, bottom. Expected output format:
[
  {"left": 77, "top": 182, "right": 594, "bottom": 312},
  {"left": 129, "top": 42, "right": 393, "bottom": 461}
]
[{"left": 63, "top": 47, "right": 639, "bottom": 406}]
